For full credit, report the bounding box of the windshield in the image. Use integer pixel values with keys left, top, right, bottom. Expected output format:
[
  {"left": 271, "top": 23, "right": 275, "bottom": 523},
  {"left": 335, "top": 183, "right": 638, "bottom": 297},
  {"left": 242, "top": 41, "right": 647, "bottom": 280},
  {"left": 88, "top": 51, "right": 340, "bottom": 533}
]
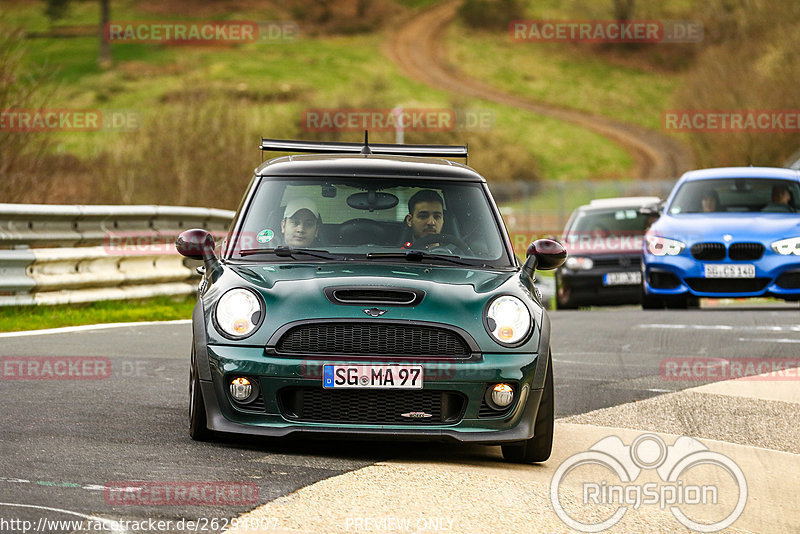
[
  {"left": 668, "top": 178, "right": 800, "bottom": 214},
  {"left": 567, "top": 207, "right": 651, "bottom": 235},
  {"left": 228, "top": 177, "right": 512, "bottom": 267},
  {"left": 563, "top": 207, "right": 653, "bottom": 250}
]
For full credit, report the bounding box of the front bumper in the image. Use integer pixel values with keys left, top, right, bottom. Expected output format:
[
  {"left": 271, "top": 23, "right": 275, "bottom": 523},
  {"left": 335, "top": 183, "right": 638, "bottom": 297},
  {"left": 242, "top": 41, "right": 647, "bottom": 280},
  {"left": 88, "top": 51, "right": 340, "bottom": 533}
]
[
  {"left": 557, "top": 267, "right": 641, "bottom": 305},
  {"left": 643, "top": 252, "right": 800, "bottom": 298},
  {"left": 197, "top": 344, "right": 546, "bottom": 444}
]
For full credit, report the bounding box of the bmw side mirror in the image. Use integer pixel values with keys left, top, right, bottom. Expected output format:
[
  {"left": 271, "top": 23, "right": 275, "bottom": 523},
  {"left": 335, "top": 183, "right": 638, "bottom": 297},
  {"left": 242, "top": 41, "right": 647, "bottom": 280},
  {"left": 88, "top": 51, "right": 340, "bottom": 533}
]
[
  {"left": 521, "top": 239, "right": 567, "bottom": 280},
  {"left": 176, "top": 229, "right": 221, "bottom": 277}
]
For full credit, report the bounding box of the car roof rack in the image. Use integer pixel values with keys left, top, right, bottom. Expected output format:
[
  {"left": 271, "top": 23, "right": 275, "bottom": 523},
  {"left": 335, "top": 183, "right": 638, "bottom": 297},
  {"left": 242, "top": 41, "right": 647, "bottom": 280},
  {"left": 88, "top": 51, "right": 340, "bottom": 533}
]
[{"left": 260, "top": 132, "right": 468, "bottom": 159}]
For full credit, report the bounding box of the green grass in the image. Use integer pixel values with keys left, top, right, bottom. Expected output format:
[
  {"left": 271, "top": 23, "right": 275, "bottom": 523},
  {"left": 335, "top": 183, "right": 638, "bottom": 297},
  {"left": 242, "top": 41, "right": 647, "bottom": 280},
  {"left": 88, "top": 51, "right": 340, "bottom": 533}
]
[
  {"left": 0, "top": 296, "right": 196, "bottom": 333},
  {"left": 446, "top": 22, "right": 680, "bottom": 131}
]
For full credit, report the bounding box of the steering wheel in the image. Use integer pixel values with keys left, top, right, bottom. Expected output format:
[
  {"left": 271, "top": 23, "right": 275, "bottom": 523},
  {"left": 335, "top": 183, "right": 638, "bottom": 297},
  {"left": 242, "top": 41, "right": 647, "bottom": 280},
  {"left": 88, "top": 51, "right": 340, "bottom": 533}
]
[{"left": 411, "top": 233, "right": 473, "bottom": 256}]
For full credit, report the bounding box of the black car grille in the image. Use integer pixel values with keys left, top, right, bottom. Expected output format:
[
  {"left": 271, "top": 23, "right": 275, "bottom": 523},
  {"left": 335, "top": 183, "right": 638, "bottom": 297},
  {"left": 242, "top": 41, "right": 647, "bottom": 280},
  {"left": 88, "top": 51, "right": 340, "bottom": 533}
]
[
  {"left": 728, "top": 243, "right": 764, "bottom": 261},
  {"left": 276, "top": 323, "right": 470, "bottom": 357},
  {"left": 691, "top": 243, "right": 725, "bottom": 260},
  {"left": 278, "top": 387, "right": 466, "bottom": 425},
  {"left": 685, "top": 278, "right": 770, "bottom": 293},
  {"left": 591, "top": 256, "right": 642, "bottom": 268}
]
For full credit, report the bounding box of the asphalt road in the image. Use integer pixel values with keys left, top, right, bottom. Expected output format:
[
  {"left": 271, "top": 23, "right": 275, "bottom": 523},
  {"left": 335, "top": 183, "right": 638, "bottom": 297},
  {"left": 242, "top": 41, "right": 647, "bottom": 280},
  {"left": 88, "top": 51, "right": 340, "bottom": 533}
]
[{"left": 1, "top": 304, "right": 798, "bottom": 533}]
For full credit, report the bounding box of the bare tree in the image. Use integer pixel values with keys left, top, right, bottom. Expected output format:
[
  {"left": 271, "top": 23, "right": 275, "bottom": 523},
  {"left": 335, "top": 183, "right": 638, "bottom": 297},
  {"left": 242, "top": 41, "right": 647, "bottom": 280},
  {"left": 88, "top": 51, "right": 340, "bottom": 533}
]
[{"left": 99, "top": 0, "right": 111, "bottom": 68}]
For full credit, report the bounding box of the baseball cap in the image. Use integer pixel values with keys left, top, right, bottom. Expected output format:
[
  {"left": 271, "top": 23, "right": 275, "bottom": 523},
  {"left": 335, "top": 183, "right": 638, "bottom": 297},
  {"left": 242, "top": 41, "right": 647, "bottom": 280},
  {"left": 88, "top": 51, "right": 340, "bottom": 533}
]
[{"left": 284, "top": 198, "right": 319, "bottom": 219}]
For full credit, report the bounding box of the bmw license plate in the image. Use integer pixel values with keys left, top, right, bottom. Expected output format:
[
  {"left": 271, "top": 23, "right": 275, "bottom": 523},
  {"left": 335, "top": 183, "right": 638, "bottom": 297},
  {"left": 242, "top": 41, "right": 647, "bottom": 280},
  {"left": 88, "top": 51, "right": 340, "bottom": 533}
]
[
  {"left": 704, "top": 264, "right": 755, "bottom": 278},
  {"left": 603, "top": 272, "right": 642, "bottom": 286},
  {"left": 323, "top": 364, "right": 423, "bottom": 389}
]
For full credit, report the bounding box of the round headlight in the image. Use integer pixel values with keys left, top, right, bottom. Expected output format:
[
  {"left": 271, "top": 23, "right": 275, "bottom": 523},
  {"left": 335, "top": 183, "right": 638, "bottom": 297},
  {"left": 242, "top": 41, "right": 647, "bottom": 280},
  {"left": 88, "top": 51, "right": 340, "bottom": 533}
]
[
  {"left": 215, "top": 288, "right": 263, "bottom": 339},
  {"left": 486, "top": 296, "right": 532, "bottom": 346}
]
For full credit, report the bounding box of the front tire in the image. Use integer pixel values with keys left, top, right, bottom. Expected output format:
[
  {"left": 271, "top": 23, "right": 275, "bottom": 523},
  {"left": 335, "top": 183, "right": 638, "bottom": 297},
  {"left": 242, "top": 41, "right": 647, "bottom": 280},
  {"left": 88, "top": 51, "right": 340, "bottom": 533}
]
[
  {"left": 502, "top": 350, "right": 554, "bottom": 463},
  {"left": 189, "top": 346, "right": 212, "bottom": 441},
  {"left": 641, "top": 284, "right": 663, "bottom": 309},
  {"left": 555, "top": 282, "right": 578, "bottom": 310}
]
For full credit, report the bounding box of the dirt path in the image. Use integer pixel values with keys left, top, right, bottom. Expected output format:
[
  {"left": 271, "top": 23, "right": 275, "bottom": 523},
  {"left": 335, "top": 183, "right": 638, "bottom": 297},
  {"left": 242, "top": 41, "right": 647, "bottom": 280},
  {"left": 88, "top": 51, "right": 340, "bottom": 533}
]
[{"left": 383, "top": 0, "right": 694, "bottom": 180}]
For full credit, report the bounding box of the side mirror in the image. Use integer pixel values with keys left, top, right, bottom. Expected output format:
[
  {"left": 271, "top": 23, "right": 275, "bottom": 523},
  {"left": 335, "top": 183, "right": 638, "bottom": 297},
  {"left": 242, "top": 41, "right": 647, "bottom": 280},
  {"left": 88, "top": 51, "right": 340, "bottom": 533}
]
[
  {"left": 176, "top": 229, "right": 222, "bottom": 279},
  {"left": 176, "top": 229, "right": 215, "bottom": 260},
  {"left": 521, "top": 238, "right": 567, "bottom": 280}
]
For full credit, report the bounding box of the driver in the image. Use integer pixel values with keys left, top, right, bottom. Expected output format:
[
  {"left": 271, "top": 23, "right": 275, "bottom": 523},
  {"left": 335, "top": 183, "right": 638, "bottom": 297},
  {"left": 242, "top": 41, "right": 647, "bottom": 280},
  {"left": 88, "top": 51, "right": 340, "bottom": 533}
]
[{"left": 405, "top": 189, "right": 444, "bottom": 247}]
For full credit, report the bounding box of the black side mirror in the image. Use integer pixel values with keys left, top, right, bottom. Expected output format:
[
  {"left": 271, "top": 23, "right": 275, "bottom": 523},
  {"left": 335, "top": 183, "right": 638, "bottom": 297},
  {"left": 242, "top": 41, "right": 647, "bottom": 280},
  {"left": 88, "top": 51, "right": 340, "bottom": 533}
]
[
  {"left": 176, "top": 229, "right": 221, "bottom": 278},
  {"left": 521, "top": 238, "right": 567, "bottom": 280},
  {"left": 176, "top": 229, "right": 215, "bottom": 260}
]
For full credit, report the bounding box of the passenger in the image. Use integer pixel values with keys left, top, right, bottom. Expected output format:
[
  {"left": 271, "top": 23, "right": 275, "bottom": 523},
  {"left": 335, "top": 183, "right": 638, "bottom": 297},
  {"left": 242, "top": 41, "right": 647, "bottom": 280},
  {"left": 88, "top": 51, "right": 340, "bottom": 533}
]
[{"left": 280, "top": 198, "right": 320, "bottom": 247}]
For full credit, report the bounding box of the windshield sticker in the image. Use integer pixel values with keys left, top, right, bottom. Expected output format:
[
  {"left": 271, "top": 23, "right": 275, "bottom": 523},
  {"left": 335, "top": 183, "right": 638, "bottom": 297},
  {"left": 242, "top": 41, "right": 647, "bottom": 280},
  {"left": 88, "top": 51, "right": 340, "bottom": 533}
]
[{"left": 257, "top": 229, "right": 275, "bottom": 243}]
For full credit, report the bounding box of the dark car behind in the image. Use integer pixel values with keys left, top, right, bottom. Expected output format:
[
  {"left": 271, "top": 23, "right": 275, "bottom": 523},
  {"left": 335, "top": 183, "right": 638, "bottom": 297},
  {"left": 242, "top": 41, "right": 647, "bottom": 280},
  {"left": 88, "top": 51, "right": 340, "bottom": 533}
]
[{"left": 555, "top": 196, "right": 660, "bottom": 309}]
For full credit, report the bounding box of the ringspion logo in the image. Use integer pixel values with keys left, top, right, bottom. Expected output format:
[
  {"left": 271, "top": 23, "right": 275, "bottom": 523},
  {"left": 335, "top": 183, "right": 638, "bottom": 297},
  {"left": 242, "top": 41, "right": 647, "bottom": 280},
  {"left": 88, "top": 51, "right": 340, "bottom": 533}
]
[{"left": 551, "top": 433, "right": 747, "bottom": 532}]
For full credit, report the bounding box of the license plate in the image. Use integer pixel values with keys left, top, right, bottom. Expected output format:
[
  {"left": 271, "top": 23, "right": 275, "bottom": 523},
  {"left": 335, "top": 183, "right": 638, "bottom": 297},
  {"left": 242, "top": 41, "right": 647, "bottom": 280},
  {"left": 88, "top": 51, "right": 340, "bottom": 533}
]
[
  {"left": 704, "top": 264, "right": 755, "bottom": 278},
  {"left": 323, "top": 364, "right": 423, "bottom": 389},
  {"left": 603, "top": 271, "right": 642, "bottom": 286}
]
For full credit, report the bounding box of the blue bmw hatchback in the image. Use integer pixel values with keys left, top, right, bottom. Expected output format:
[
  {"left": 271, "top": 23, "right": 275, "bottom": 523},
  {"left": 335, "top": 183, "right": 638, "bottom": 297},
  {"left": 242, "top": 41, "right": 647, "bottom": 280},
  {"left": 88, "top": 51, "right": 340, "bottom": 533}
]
[{"left": 642, "top": 167, "right": 800, "bottom": 308}]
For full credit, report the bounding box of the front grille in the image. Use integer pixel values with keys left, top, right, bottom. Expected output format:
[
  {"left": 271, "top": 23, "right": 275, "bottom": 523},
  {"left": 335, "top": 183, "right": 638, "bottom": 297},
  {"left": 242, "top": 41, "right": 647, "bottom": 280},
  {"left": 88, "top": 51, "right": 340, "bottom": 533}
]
[
  {"left": 776, "top": 271, "right": 800, "bottom": 289},
  {"left": 276, "top": 323, "right": 470, "bottom": 357},
  {"left": 691, "top": 243, "right": 726, "bottom": 260},
  {"left": 728, "top": 243, "right": 764, "bottom": 261},
  {"left": 591, "top": 256, "right": 642, "bottom": 268},
  {"left": 685, "top": 278, "right": 770, "bottom": 293},
  {"left": 278, "top": 387, "right": 466, "bottom": 424}
]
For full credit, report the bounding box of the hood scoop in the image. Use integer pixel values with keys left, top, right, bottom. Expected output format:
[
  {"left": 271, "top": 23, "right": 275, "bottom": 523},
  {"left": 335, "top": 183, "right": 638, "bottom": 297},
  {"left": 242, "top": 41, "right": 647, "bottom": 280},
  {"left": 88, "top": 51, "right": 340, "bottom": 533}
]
[{"left": 324, "top": 287, "right": 424, "bottom": 307}]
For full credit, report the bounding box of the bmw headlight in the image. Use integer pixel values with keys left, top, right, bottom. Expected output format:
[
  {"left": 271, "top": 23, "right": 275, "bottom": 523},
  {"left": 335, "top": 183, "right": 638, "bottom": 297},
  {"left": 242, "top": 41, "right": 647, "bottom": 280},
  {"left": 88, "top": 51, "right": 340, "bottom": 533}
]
[
  {"left": 485, "top": 296, "right": 532, "bottom": 346},
  {"left": 646, "top": 236, "right": 685, "bottom": 256},
  {"left": 771, "top": 237, "right": 800, "bottom": 255},
  {"left": 565, "top": 256, "right": 594, "bottom": 270},
  {"left": 214, "top": 288, "right": 264, "bottom": 339}
]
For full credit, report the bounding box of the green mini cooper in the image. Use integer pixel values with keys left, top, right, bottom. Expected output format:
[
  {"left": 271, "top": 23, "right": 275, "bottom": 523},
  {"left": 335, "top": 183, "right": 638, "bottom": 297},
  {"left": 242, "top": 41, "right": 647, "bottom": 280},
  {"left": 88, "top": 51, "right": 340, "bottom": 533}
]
[{"left": 177, "top": 138, "right": 566, "bottom": 463}]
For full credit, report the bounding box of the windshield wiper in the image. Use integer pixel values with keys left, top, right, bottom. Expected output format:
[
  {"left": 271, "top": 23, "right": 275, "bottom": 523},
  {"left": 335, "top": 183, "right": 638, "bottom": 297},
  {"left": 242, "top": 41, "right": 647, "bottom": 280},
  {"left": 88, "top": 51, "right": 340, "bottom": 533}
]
[
  {"left": 366, "top": 251, "right": 478, "bottom": 266},
  {"left": 238, "top": 247, "right": 345, "bottom": 261}
]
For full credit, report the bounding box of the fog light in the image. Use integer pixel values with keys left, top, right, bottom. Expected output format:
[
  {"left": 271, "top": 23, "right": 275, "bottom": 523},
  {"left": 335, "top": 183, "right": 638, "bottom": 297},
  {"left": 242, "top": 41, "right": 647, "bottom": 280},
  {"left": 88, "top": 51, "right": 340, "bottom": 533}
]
[
  {"left": 491, "top": 383, "right": 514, "bottom": 407},
  {"left": 229, "top": 377, "right": 252, "bottom": 401}
]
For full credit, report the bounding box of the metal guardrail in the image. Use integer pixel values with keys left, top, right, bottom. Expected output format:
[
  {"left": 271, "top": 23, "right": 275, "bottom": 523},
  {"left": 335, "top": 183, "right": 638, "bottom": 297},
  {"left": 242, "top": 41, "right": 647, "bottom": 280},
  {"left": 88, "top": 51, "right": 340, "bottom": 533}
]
[{"left": 0, "top": 204, "right": 234, "bottom": 306}]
